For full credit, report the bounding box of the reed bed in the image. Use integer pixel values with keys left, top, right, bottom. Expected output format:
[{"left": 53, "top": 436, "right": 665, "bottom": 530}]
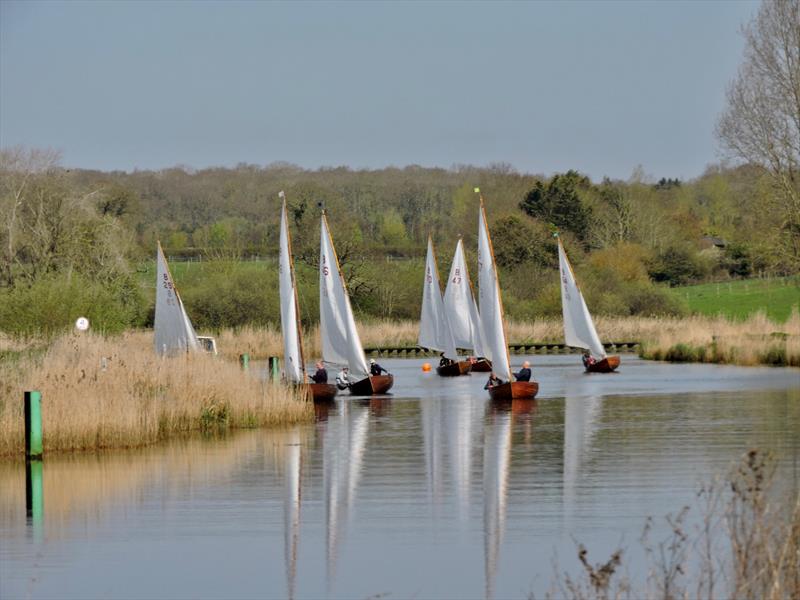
[
  {"left": 0, "top": 332, "right": 312, "bottom": 457},
  {"left": 212, "top": 312, "right": 799, "bottom": 367}
]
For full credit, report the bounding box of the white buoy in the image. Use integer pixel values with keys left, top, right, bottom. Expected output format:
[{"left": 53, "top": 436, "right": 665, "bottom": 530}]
[{"left": 75, "top": 317, "right": 89, "bottom": 331}]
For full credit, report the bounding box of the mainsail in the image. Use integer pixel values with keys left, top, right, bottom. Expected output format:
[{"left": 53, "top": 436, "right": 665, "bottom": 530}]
[
  {"left": 418, "top": 237, "right": 458, "bottom": 359},
  {"left": 319, "top": 214, "right": 370, "bottom": 380},
  {"left": 443, "top": 238, "right": 486, "bottom": 357},
  {"left": 279, "top": 193, "right": 306, "bottom": 383},
  {"left": 477, "top": 198, "right": 512, "bottom": 381},
  {"left": 154, "top": 242, "right": 199, "bottom": 356},
  {"left": 557, "top": 238, "right": 606, "bottom": 358}
]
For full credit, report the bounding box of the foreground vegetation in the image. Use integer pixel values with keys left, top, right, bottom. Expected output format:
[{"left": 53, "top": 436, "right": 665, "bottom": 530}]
[
  {"left": 551, "top": 449, "right": 799, "bottom": 600},
  {"left": 0, "top": 332, "right": 312, "bottom": 457}
]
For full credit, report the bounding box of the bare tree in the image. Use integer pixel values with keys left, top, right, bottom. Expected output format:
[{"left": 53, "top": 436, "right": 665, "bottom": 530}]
[
  {"left": 0, "top": 147, "right": 61, "bottom": 285},
  {"left": 716, "top": 0, "right": 800, "bottom": 269}
]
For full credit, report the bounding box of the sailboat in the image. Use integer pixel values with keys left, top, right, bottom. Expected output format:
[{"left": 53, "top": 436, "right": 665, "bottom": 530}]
[
  {"left": 319, "top": 211, "right": 394, "bottom": 395},
  {"left": 154, "top": 241, "right": 202, "bottom": 356},
  {"left": 476, "top": 190, "right": 539, "bottom": 400},
  {"left": 556, "top": 235, "right": 620, "bottom": 373},
  {"left": 443, "top": 237, "right": 492, "bottom": 372},
  {"left": 419, "top": 236, "right": 471, "bottom": 376},
  {"left": 279, "top": 193, "right": 337, "bottom": 401}
]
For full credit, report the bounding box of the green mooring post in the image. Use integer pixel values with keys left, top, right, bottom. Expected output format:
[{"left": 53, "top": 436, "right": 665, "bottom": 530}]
[
  {"left": 24, "top": 391, "right": 43, "bottom": 459},
  {"left": 239, "top": 353, "right": 250, "bottom": 371},
  {"left": 268, "top": 356, "right": 280, "bottom": 380}
]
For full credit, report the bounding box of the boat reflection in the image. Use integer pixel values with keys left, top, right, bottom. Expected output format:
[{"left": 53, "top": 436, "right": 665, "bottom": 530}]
[
  {"left": 445, "top": 396, "right": 479, "bottom": 520},
  {"left": 323, "top": 401, "right": 370, "bottom": 590},
  {"left": 483, "top": 399, "right": 536, "bottom": 600},
  {"left": 283, "top": 430, "right": 302, "bottom": 600},
  {"left": 563, "top": 379, "right": 603, "bottom": 520}
]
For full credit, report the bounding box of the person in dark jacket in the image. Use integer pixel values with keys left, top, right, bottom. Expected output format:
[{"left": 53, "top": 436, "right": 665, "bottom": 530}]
[
  {"left": 513, "top": 361, "right": 532, "bottom": 382},
  {"left": 582, "top": 352, "right": 596, "bottom": 368},
  {"left": 310, "top": 361, "right": 328, "bottom": 383},
  {"left": 484, "top": 372, "right": 502, "bottom": 389},
  {"left": 369, "top": 358, "right": 388, "bottom": 376}
]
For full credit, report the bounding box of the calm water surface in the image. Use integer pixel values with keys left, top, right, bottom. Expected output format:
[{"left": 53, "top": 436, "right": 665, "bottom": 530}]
[{"left": 1, "top": 355, "right": 798, "bottom": 599}]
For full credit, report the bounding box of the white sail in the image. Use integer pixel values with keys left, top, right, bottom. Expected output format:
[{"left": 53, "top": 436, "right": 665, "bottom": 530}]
[
  {"left": 279, "top": 196, "right": 305, "bottom": 383},
  {"left": 319, "top": 215, "right": 370, "bottom": 379},
  {"left": 443, "top": 238, "right": 487, "bottom": 357},
  {"left": 477, "top": 201, "right": 512, "bottom": 381},
  {"left": 154, "top": 242, "right": 199, "bottom": 356},
  {"left": 557, "top": 239, "right": 606, "bottom": 358},
  {"left": 418, "top": 237, "right": 458, "bottom": 359}
]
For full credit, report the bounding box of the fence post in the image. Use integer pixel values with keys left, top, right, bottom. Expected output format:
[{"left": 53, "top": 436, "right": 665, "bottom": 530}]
[
  {"left": 268, "top": 356, "right": 280, "bottom": 381},
  {"left": 239, "top": 353, "right": 250, "bottom": 371},
  {"left": 24, "top": 391, "right": 43, "bottom": 460}
]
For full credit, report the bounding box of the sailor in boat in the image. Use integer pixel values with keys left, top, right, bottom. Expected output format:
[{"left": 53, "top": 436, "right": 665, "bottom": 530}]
[
  {"left": 439, "top": 353, "right": 455, "bottom": 368},
  {"left": 336, "top": 367, "right": 351, "bottom": 390},
  {"left": 513, "top": 361, "right": 532, "bottom": 382},
  {"left": 484, "top": 372, "right": 503, "bottom": 390},
  {"left": 581, "top": 352, "right": 597, "bottom": 369},
  {"left": 369, "top": 358, "right": 389, "bottom": 376},
  {"left": 310, "top": 361, "right": 328, "bottom": 384}
]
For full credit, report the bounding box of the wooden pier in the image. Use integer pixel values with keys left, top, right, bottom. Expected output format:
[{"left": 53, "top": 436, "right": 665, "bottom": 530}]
[{"left": 363, "top": 342, "right": 640, "bottom": 357}]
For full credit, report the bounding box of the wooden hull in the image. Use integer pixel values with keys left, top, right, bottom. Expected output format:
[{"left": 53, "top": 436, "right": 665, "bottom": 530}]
[
  {"left": 306, "top": 383, "right": 338, "bottom": 401},
  {"left": 469, "top": 358, "right": 492, "bottom": 372},
  {"left": 348, "top": 374, "right": 394, "bottom": 395},
  {"left": 436, "top": 360, "right": 472, "bottom": 377},
  {"left": 585, "top": 355, "right": 620, "bottom": 373},
  {"left": 487, "top": 381, "right": 539, "bottom": 401}
]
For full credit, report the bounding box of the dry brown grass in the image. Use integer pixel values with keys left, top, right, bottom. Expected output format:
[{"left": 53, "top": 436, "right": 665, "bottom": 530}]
[
  {"left": 0, "top": 331, "right": 312, "bottom": 457},
  {"left": 550, "top": 449, "right": 800, "bottom": 600},
  {"left": 213, "top": 313, "right": 799, "bottom": 367}
]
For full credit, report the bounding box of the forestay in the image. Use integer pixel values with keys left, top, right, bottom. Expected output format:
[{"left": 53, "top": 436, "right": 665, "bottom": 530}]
[
  {"left": 477, "top": 201, "right": 512, "bottom": 381},
  {"left": 154, "top": 242, "right": 199, "bottom": 356},
  {"left": 279, "top": 195, "right": 305, "bottom": 383},
  {"left": 443, "top": 239, "right": 486, "bottom": 357},
  {"left": 319, "top": 215, "right": 370, "bottom": 380},
  {"left": 418, "top": 237, "right": 458, "bottom": 359},
  {"left": 557, "top": 239, "right": 607, "bottom": 358}
]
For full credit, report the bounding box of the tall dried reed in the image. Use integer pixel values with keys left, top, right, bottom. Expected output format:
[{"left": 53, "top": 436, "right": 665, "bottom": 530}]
[
  {"left": 549, "top": 449, "right": 799, "bottom": 600},
  {"left": 212, "top": 312, "right": 799, "bottom": 367},
  {"left": 0, "top": 332, "right": 312, "bottom": 457}
]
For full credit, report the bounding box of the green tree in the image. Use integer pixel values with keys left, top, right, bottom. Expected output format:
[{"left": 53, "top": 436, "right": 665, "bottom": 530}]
[{"left": 519, "top": 170, "right": 593, "bottom": 241}]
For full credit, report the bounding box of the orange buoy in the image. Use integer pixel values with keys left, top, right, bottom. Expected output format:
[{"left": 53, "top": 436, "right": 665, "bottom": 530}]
[{"left": 422, "top": 362, "right": 432, "bottom": 372}]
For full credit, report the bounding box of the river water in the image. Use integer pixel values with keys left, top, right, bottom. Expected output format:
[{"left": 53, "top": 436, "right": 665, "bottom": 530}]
[{"left": 1, "top": 355, "right": 798, "bottom": 599}]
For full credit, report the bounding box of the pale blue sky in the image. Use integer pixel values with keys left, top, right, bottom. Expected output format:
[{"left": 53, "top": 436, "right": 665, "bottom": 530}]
[{"left": 0, "top": 0, "right": 757, "bottom": 180}]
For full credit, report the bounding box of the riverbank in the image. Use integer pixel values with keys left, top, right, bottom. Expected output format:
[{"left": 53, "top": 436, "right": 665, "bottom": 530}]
[
  {"left": 0, "top": 332, "right": 312, "bottom": 457},
  {"left": 214, "top": 311, "right": 799, "bottom": 367}
]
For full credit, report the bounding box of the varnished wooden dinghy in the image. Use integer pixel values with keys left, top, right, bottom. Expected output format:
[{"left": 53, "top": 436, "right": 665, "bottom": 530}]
[
  {"left": 436, "top": 360, "right": 472, "bottom": 377},
  {"left": 469, "top": 358, "right": 492, "bottom": 372},
  {"left": 487, "top": 381, "right": 539, "bottom": 401},
  {"left": 304, "top": 382, "right": 338, "bottom": 401},
  {"left": 348, "top": 374, "right": 394, "bottom": 395},
  {"left": 585, "top": 355, "right": 620, "bottom": 373}
]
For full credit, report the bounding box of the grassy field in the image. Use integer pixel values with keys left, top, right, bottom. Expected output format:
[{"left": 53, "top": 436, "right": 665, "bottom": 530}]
[{"left": 671, "top": 276, "right": 799, "bottom": 322}]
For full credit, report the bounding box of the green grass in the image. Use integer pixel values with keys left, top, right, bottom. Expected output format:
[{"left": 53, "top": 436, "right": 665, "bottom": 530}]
[
  {"left": 135, "top": 258, "right": 275, "bottom": 288},
  {"left": 672, "top": 276, "right": 799, "bottom": 322}
]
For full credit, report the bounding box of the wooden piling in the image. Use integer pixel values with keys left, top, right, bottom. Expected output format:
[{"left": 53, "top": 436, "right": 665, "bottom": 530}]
[{"left": 24, "top": 391, "right": 42, "bottom": 459}]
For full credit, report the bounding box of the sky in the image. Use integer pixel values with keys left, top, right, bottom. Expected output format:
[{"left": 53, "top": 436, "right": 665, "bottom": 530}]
[{"left": 0, "top": 0, "right": 758, "bottom": 181}]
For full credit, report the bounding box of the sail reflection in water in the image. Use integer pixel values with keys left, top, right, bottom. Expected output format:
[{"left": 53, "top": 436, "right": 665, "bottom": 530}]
[
  {"left": 563, "top": 379, "right": 604, "bottom": 521},
  {"left": 323, "top": 402, "right": 370, "bottom": 588}
]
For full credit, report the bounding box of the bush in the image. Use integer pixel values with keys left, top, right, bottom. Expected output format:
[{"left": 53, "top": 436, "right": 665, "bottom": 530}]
[{"left": 0, "top": 273, "right": 147, "bottom": 336}]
